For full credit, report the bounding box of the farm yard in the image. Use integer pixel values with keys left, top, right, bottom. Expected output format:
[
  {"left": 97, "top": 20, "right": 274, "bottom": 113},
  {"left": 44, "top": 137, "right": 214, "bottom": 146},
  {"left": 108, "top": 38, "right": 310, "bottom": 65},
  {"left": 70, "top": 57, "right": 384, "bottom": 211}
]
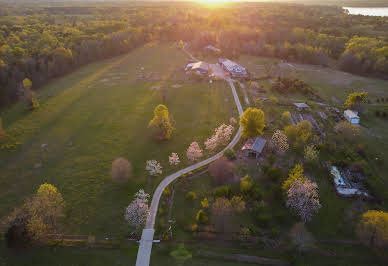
[
  {"left": 1, "top": 41, "right": 388, "bottom": 266},
  {"left": 0, "top": 43, "right": 238, "bottom": 238}
]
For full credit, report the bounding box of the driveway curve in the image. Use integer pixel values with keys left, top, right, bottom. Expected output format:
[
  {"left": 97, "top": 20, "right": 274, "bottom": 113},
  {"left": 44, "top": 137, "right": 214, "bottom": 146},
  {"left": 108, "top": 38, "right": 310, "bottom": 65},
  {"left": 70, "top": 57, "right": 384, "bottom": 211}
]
[{"left": 136, "top": 57, "right": 244, "bottom": 266}]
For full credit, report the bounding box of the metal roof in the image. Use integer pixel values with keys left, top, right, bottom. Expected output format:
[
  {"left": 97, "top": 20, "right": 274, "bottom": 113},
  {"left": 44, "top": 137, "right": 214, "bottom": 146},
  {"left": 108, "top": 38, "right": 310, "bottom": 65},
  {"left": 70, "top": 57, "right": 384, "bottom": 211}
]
[
  {"left": 344, "top": 110, "right": 359, "bottom": 119},
  {"left": 293, "top": 103, "right": 309, "bottom": 108},
  {"left": 191, "top": 61, "right": 209, "bottom": 71},
  {"left": 242, "top": 137, "right": 266, "bottom": 153}
]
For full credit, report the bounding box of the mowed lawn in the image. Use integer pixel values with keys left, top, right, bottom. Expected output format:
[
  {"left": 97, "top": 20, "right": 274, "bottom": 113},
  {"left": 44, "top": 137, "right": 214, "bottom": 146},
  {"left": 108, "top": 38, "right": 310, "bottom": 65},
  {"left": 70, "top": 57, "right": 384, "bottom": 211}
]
[{"left": 0, "top": 42, "right": 237, "bottom": 236}]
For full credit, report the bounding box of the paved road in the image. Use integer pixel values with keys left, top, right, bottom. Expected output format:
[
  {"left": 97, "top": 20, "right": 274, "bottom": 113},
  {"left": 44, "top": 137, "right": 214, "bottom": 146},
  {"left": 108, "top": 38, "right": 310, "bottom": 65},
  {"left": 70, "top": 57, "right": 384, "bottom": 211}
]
[
  {"left": 135, "top": 60, "right": 244, "bottom": 266},
  {"left": 182, "top": 43, "right": 199, "bottom": 61}
]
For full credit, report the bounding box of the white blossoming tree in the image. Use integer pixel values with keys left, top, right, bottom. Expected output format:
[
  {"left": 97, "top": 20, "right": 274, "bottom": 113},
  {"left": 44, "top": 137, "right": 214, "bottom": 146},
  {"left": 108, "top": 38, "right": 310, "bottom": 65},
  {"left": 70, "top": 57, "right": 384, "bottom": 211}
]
[
  {"left": 145, "top": 160, "right": 162, "bottom": 175},
  {"left": 124, "top": 189, "right": 150, "bottom": 232},
  {"left": 286, "top": 179, "right": 321, "bottom": 223},
  {"left": 186, "top": 142, "right": 203, "bottom": 161},
  {"left": 168, "top": 152, "right": 180, "bottom": 166},
  {"left": 269, "top": 130, "right": 289, "bottom": 154},
  {"left": 204, "top": 124, "right": 234, "bottom": 151},
  {"left": 204, "top": 135, "right": 218, "bottom": 151}
]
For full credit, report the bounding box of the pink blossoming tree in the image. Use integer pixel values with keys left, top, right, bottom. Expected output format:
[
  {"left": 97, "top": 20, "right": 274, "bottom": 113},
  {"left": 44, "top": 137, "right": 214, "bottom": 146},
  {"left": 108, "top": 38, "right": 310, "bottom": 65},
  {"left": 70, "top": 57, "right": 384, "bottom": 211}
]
[{"left": 286, "top": 179, "right": 321, "bottom": 222}]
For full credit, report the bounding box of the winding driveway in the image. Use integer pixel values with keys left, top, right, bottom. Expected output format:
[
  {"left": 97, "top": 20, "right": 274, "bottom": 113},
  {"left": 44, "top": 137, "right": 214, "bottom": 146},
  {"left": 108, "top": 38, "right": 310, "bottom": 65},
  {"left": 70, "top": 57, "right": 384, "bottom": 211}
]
[{"left": 135, "top": 52, "right": 244, "bottom": 266}]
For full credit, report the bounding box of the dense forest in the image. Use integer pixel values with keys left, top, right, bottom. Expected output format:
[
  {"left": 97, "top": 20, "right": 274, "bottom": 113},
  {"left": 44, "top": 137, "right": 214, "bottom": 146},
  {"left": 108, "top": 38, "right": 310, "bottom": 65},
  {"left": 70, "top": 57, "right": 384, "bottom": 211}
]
[{"left": 0, "top": 1, "right": 387, "bottom": 108}]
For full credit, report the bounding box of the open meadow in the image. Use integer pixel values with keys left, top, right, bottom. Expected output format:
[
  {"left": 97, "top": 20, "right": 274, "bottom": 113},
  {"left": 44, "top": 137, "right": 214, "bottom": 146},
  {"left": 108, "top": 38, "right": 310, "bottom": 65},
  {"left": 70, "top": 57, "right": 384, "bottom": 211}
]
[{"left": 0, "top": 43, "right": 237, "bottom": 238}]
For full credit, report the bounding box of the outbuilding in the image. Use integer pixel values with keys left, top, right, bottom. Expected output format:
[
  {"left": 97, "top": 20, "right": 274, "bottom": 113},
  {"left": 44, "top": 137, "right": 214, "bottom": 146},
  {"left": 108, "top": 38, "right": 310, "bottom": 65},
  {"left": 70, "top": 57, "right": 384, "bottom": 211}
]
[
  {"left": 293, "top": 103, "right": 310, "bottom": 110},
  {"left": 344, "top": 110, "right": 360, "bottom": 124},
  {"left": 218, "top": 58, "right": 248, "bottom": 78},
  {"left": 241, "top": 137, "right": 267, "bottom": 158}
]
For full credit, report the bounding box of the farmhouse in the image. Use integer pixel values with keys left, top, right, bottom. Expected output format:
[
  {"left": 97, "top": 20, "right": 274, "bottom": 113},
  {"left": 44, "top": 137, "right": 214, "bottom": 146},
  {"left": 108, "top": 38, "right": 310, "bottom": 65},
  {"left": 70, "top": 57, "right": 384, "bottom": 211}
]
[
  {"left": 344, "top": 110, "right": 360, "bottom": 124},
  {"left": 218, "top": 58, "right": 248, "bottom": 78},
  {"left": 185, "top": 61, "right": 209, "bottom": 75},
  {"left": 241, "top": 137, "right": 267, "bottom": 158},
  {"left": 204, "top": 45, "right": 221, "bottom": 53}
]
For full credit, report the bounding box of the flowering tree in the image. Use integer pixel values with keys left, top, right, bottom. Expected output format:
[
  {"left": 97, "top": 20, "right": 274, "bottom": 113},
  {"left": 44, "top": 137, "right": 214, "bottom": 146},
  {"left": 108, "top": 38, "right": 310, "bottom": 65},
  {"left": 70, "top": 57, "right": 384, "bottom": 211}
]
[
  {"left": 204, "top": 135, "right": 218, "bottom": 151},
  {"left": 304, "top": 145, "right": 319, "bottom": 161},
  {"left": 186, "top": 142, "right": 203, "bottom": 161},
  {"left": 204, "top": 124, "right": 234, "bottom": 151},
  {"left": 269, "top": 130, "right": 289, "bottom": 154},
  {"left": 145, "top": 160, "right": 162, "bottom": 175},
  {"left": 229, "top": 117, "right": 237, "bottom": 125},
  {"left": 286, "top": 179, "right": 321, "bottom": 222},
  {"left": 168, "top": 152, "right": 180, "bottom": 166},
  {"left": 125, "top": 189, "right": 150, "bottom": 232},
  {"left": 215, "top": 124, "right": 234, "bottom": 145}
]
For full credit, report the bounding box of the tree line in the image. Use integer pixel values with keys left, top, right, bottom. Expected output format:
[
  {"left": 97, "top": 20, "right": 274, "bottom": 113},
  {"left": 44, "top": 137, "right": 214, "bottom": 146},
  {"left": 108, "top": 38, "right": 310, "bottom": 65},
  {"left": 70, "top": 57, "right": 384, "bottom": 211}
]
[{"left": 1, "top": 2, "right": 387, "bottom": 109}]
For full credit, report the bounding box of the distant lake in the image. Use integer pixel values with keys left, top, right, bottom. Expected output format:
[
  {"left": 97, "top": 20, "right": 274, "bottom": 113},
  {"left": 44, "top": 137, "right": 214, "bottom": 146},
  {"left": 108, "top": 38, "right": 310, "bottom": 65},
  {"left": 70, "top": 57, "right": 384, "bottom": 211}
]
[{"left": 343, "top": 7, "right": 388, "bottom": 17}]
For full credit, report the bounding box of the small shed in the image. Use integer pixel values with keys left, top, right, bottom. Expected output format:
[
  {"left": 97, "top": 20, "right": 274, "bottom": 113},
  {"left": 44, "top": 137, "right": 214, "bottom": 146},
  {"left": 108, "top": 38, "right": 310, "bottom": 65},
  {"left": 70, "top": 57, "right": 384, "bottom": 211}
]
[
  {"left": 293, "top": 103, "right": 310, "bottom": 110},
  {"left": 191, "top": 61, "right": 209, "bottom": 75},
  {"left": 242, "top": 137, "right": 267, "bottom": 158},
  {"left": 344, "top": 110, "right": 360, "bottom": 124}
]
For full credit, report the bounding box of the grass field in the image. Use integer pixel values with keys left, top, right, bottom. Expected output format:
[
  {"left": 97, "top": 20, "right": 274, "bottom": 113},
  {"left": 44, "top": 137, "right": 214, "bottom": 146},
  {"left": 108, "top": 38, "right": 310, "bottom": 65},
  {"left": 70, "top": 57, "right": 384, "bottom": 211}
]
[{"left": 0, "top": 42, "right": 238, "bottom": 238}]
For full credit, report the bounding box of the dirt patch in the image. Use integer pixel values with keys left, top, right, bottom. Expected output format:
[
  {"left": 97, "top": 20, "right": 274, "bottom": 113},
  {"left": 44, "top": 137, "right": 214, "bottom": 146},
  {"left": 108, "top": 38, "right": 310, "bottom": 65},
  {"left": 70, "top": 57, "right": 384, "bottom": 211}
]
[{"left": 171, "top": 84, "right": 182, "bottom": 88}]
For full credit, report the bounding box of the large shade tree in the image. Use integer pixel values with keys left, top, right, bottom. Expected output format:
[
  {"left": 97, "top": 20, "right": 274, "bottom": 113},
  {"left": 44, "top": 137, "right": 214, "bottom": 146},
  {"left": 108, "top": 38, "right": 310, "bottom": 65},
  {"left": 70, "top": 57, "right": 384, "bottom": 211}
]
[
  {"left": 239, "top": 108, "right": 265, "bottom": 139},
  {"left": 357, "top": 210, "right": 388, "bottom": 248}
]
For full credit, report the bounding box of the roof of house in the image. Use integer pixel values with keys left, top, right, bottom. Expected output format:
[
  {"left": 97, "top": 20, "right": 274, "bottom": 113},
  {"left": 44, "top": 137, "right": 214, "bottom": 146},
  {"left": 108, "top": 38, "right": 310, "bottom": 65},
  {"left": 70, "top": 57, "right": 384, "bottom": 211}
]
[
  {"left": 293, "top": 103, "right": 309, "bottom": 108},
  {"left": 218, "top": 58, "right": 246, "bottom": 71},
  {"left": 242, "top": 137, "right": 267, "bottom": 153},
  {"left": 344, "top": 109, "right": 359, "bottom": 119},
  {"left": 191, "top": 61, "right": 209, "bottom": 71},
  {"left": 205, "top": 45, "right": 220, "bottom": 52}
]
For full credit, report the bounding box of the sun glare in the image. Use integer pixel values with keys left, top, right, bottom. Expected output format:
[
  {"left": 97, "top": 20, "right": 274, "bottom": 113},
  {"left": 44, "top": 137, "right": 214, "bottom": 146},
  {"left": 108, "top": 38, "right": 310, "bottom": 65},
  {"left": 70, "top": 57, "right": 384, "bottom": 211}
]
[{"left": 197, "top": 0, "right": 231, "bottom": 5}]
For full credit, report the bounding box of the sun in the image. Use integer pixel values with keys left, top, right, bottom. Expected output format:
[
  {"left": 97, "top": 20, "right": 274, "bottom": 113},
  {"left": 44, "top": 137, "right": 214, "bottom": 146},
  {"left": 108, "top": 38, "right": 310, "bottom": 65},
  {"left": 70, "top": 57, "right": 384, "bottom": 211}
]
[{"left": 197, "top": 0, "right": 231, "bottom": 4}]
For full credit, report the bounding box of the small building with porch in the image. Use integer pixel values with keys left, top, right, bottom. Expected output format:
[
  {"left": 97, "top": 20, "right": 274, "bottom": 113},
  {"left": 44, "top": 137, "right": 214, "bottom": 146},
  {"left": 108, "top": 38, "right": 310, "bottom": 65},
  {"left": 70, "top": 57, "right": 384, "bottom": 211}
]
[
  {"left": 241, "top": 137, "right": 267, "bottom": 158},
  {"left": 185, "top": 61, "right": 209, "bottom": 75}
]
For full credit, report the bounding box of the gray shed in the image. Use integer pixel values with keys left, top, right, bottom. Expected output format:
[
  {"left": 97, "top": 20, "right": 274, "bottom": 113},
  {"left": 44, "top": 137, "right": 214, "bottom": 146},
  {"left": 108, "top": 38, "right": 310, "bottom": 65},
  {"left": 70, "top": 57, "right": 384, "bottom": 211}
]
[{"left": 242, "top": 137, "right": 267, "bottom": 158}]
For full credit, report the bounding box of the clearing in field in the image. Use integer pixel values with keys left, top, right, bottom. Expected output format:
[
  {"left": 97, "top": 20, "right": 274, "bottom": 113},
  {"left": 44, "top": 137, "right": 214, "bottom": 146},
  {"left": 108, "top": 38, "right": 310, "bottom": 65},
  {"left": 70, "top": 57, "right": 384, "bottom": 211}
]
[{"left": 0, "top": 43, "right": 238, "bottom": 236}]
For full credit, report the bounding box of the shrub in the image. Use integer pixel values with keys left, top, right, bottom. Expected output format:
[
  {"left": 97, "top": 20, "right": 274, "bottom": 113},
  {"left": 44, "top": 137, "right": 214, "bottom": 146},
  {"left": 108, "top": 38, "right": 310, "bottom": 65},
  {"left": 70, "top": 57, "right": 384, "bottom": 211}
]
[
  {"left": 285, "top": 120, "right": 312, "bottom": 147},
  {"left": 231, "top": 196, "right": 246, "bottom": 213},
  {"left": 195, "top": 209, "right": 208, "bottom": 224},
  {"left": 240, "top": 175, "right": 253, "bottom": 194},
  {"left": 213, "top": 185, "right": 231, "bottom": 198},
  {"left": 281, "top": 111, "right": 291, "bottom": 125},
  {"left": 111, "top": 158, "right": 132, "bottom": 183},
  {"left": 201, "top": 198, "right": 209, "bottom": 209},
  {"left": 191, "top": 224, "right": 198, "bottom": 232},
  {"left": 162, "top": 187, "right": 171, "bottom": 197},
  {"left": 304, "top": 145, "right": 319, "bottom": 162},
  {"left": 334, "top": 121, "right": 360, "bottom": 143},
  {"left": 209, "top": 157, "right": 235, "bottom": 185},
  {"left": 170, "top": 244, "right": 192, "bottom": 265},
  {"left": 265, "top": 167, "right": 283, "bottom": 182},
  {"left": 0, "top": 118, "right": 7, "bottom": 145},
  {"left": 270, "top": 96, "right": 279, "bottom": 104},
  {"left": 223, "top": 148, "right": 236, "bottom": 160},
  {"left": 186, "top": 191, "right": 197, "bottom": 201}
]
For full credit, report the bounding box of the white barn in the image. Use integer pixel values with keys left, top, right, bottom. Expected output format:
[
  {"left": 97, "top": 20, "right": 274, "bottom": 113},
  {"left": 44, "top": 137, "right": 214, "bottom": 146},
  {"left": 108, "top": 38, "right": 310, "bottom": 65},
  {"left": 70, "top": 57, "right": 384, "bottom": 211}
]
[{"left": 344, "top": 110, "right": 360, "bottom": 124}]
